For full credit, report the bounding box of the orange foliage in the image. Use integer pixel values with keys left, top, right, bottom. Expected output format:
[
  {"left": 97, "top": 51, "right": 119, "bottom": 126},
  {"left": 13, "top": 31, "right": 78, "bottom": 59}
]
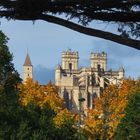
[
  {"left": 84, "top": 78, "right": 139, "bottom": 139},
  {"left": 18, "top": 78, "right": 64, "bottom": 112},
  {"left": 18, "top": 78, "right": 75, "bottom": 130}
]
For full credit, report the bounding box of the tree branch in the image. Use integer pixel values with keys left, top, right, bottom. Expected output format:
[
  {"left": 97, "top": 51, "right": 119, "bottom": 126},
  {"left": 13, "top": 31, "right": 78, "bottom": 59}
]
[
  {"left": 0, "top": 10, "right": 140, "bottom": 50},
  {"left": 39, "top": 14, "right": 140, "bottom": 50}
]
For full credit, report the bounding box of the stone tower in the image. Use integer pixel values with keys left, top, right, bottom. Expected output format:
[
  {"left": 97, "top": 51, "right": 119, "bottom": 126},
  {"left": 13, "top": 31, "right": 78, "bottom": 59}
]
[
  {"left": 55, "top": 64, "right": 61, "bottom": 86},
  {"left": 23, "top": 52, "right": 33, "bottom": 82},
  {"left": 55, "top": 49, "right": 125, "bottom": 113},
  {"left": 90, "top": 52, "right": 107, "bottom": 71},
  {"left": 118, "top": 67, "right": 125, "bottom": 79},
  {"left": 62, "top": 49, "right": 79, "bottom": 70}
]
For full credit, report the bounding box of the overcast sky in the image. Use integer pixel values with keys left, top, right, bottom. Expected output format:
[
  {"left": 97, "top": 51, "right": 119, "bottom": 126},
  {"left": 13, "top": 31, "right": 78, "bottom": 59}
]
[{"left": 1, "top": 19, "right": 140, "bottom": 84}]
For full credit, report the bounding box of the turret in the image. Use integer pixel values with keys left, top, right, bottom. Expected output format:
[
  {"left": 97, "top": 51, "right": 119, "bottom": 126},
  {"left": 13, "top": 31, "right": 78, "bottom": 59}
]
[{"left": 118, "top": 67, "right": 125, "bottom": 79}]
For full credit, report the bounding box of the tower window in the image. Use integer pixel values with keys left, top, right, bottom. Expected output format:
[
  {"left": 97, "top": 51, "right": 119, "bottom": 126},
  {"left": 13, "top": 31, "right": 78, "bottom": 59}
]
[
  {"left": 97, "top": 64, "right": 101, "bottom": 70},
  {"left": 69, "top": 63, "right": 72, "bottom": 70},
  {"left": 28, "top": 74, "right": 30, "bottom": 77},
  {"left": 27, "top": 68, "right": 29, "bottom": 70}
]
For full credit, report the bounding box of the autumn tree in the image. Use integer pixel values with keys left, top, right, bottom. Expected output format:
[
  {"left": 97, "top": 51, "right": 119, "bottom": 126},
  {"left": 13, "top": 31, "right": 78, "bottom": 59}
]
[
  {"left": 53, "top": 109, "right": 78, "bottom": 140},
  {"left": 0, "top": 0, "right": 140, "bottom": 49},
  {"left": 18, "top": 78, "right": 78, "bottom": 140},
  {"left": 114, "top": 91, "right": 140, "bottom": 140},
  {"left": 19, "top": 78, "right": 64, "bottom": 112},
  {"left": 0, "top": 76, "right": 78, "bottom": 139},
  {"left": 0, "top": 31, "right": 78, "bottom": 139},
  {"left": 84, "top": 79, "right": 136, "bottom": 140},
  {"left": 114, "top": 79, "right": 140, "bottom": 139}
]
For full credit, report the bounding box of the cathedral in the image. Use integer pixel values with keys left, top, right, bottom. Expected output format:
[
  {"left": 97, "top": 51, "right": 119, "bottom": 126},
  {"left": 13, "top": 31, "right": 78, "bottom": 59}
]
[
  {"left": 55, "top": 49, "right": 124, "bottom": 113},
  {"left": 23, "top": 49, "right": 124, "bottom": 113}
]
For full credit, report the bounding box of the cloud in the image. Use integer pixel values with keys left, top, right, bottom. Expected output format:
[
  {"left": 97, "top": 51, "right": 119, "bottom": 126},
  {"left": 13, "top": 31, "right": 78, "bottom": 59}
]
[
  {"left": 33, "top": 65, "right": 55, "bottom": 85},
  {"left": 91, "top": 39, "right": 140, "bottom": 58}
]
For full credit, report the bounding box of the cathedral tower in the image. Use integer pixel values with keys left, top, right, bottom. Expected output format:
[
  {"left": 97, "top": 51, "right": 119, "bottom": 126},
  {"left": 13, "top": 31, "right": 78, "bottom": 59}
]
[
  {"left": 23, "top": 52, "right": 33, "bottom": 82},
  {"left": 90, "top": 52, "right": 107, "bottom": 71},
  {"left": 62, "top": 49, "right": 79, "bottom": 70}
]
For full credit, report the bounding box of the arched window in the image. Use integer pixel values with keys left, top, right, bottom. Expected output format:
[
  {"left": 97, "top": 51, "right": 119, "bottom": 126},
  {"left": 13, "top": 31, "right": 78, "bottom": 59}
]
[
  {"left": 69, "top": 63, "right": 72, "bottom": 70},
  {"left": 97, "top": 64, "right": 101, "bottom": 70}
]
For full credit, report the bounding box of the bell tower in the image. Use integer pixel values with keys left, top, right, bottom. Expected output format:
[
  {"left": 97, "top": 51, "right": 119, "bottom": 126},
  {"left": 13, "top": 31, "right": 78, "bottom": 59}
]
[
  {"left": 62, "top": 49, "right": 79, "bottom": 70},
  {"left": 90, "top": 52, "right": 107, "bottom": 71},
  {"left": 23, "top": 52, "right": 33, "bottom": 82}
]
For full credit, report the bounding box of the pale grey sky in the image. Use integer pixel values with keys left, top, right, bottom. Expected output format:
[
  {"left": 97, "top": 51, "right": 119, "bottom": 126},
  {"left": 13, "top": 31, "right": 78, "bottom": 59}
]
[{"left": 1, "top": 18, "right": 140, "bottom": 84}]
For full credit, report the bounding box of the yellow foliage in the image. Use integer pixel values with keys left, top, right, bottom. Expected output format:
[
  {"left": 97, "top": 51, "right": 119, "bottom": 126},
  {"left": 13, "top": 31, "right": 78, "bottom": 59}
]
[
  {"left": 18, "top": 78, "right": 64, "bottom": 112},
  {"left": 53, "top": 109, "right": 74, "bottom": 128},
  {"left": 84, "top": 78, "right": 140, "bottom": 139},
  {"left": 18, "top": 79, "right": 75, "bottom": 132}
]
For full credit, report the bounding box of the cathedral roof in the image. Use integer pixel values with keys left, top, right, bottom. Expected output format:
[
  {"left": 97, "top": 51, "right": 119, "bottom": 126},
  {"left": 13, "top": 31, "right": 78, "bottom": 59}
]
[{"left": 23, "top": 53, "right": 32, "bottom": 66}]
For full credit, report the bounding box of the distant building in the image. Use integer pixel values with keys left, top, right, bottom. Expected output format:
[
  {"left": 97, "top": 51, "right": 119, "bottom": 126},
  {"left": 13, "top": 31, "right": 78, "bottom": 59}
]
[
  {"left": 23, "top": 49, "right": 125, "bottom": 113},
  {"left": 55, "top": 49, "right": 124, "bottom": 113},
  {"left": 23, "top": 52, "right": 33, "bottom": 82}
]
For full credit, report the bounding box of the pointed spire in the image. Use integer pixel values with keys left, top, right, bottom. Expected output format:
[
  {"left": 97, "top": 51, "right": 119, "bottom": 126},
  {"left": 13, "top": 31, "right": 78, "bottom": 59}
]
[
  {"left": 56, "top": 64, "right": 61, "bottom": 70},
  {"left": 23, "top": 52, "right": 32, "bottom": 66}
]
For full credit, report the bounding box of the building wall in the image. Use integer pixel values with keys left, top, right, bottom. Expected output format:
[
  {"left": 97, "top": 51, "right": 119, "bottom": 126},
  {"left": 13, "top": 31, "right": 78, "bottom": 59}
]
[
  {"left": 23, "top": 66, "right": 33, "bottom": 82},
  {"left": 55, "top": 69, "right": 61, "bottom": 86},
  {"left": 62, "top": 50, "right": 79, "bottom": 70},
  {"left": 55, "top": 50, "right": 124, "bottom": 113},
  {"left": 90, "top": 52, "right": 107, "bottom": 71}
]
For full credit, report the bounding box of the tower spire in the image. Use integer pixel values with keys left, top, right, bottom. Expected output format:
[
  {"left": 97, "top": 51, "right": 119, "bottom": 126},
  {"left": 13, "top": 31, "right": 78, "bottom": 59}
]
[{"left": 23, "top": 52, "right": 32, "bottom": 66}]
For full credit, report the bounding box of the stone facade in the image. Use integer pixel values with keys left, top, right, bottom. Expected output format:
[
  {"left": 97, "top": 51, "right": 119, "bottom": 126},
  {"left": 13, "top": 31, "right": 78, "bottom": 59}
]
[
  {"left": 55, "top": 49, "right": 124, "bottom": 113},
  {"left": 23, "top": 49, "right": 124, "bottom": 113}
]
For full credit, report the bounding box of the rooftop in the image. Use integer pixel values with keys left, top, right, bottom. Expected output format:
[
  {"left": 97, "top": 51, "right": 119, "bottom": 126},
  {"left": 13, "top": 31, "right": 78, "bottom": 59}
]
[{"left": 23, "top": 53, "right": 32, "bottom": 66}]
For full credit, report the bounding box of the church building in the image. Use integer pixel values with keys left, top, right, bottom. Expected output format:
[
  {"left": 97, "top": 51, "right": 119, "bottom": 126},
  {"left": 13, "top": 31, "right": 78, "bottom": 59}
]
[
  {"left": 23, "top": 49, "right": 124, "bottom": 113},
  {"left": 55, "top": 49, "right": 124, "bottom": 113}
]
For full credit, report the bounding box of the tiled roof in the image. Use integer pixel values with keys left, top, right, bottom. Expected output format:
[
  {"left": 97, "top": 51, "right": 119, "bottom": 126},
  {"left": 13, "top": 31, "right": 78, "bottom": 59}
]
[{"left": 23, "top": 53, "right": 32, "bottom": 66}]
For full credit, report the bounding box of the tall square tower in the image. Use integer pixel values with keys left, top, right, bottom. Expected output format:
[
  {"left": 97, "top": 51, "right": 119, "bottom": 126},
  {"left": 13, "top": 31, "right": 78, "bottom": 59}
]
[
  {"left": 90, "top": 52, "right": 107, "bottom": 71},
  {"left": 62, "top": 49, "right": 79, "bottom": 70}
]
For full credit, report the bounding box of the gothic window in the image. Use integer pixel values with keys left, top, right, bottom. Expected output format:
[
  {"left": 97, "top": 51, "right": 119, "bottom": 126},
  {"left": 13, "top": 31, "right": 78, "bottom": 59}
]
[
  {"left": 97, "top": 64, "right": 101, "bottom": 70},
  {"left": 63, "top": 73, "right": 67, "bottom": 76},
  {"left": 28, "top": 74, "right": 29, "bottom": 77},
  {"left": 63, "top": 90, "right": 69, "bottom": 109},
  {"left": 69, "top": 63, "right": 72, "bottom": 70},
  {"left": 87, "top": 92, "right": 90, "bottom": 108}
]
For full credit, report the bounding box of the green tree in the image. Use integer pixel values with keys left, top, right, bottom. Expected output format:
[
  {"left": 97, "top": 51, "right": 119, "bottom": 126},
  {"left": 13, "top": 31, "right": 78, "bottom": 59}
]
[
  {"left": 18, "top": 78, "right": 78, "bottom": 140},
  {"left": 0, "top": 30, "right": 78, "bottom": 140},
  {"left": 0, "top": 0, "right": 140, "bottom": 49},
  {"left": 0, "top": 30, "right": 21, "bottom": 139},
  {"left": 114, "top": 91, "right": 140, "bottom": 140},
  {"left": 0, "top": 30, "right": 21, "bottom": 92}
]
